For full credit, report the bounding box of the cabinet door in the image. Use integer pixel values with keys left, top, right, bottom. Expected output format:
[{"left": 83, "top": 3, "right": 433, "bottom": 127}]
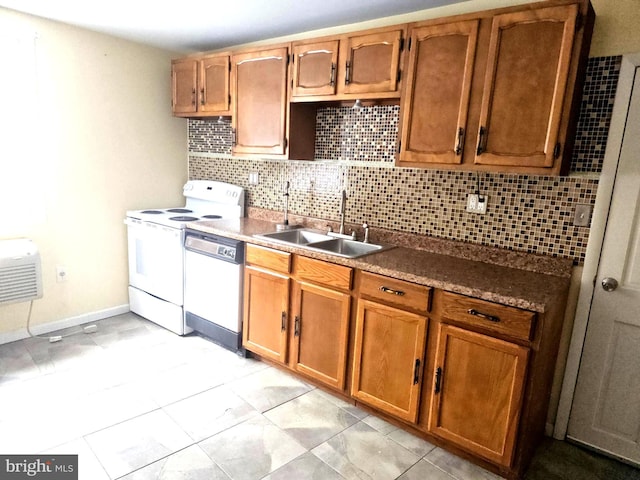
[
  {"left": 342, "top": 30, "right": 403, "bottom": 95},
  {"left": 242, "top": 266, "right": 290, "bottom": 364},
  {"left": 429, "top": 324, "right": 528, "bottom": 466},
  {"left": 474, "top": 4, "right": 578, "bottom": 168},
  {"left": 172, "top": 58, "right": 198, "bottom": 114},
  {"left": 291, "top": 40, "right": 339, "bottom": 97},
  {"left": 351, "top": 299, "right": 427, "bottom": 422},
  {"left": 232, "top": 47, "right": 289, "bottom": 156},
  {"left": 291, "top": 281, "right": 350, "bottom": 390},
  {"left": 399, "top": 21, "right": 478, "bottom": 165},
  {"left": 199, "top": 55, "right": 230, "bottom": 113}
]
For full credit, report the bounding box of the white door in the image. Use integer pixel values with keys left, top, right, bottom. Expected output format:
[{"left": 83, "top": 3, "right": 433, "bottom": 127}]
[{"left": 567, "top": 63, "right": 640, "bottom": 465}]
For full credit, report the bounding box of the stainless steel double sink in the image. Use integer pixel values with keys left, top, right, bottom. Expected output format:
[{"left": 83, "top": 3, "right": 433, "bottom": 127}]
[{"left": 253, "top": 228, "right": 393, "bottom": 259}]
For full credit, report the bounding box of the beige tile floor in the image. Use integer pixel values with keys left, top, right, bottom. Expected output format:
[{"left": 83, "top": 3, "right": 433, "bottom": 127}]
[{"left": 0, "top": 313, "right": 638, "bottom": 480}]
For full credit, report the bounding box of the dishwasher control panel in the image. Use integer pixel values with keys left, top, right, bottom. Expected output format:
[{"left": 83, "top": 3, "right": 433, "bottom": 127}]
[{"left": 184, "top": 230, "right": 244, "bottom": 264}]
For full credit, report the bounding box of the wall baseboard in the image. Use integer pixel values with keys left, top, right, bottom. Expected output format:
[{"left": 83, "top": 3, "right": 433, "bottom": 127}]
[{"left": 0, "top": 305, "right": 130, "bottom": 346}]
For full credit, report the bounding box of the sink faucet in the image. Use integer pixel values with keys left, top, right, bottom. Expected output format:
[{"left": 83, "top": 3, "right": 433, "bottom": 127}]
[{"left": 339, "top": 190, "right": 347, "bottom": 235}]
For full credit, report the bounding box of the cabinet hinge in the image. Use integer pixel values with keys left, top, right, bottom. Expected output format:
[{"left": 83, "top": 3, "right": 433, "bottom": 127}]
[
  {"left": 575, "top": 12, "right": 584, "bottom": 32},
  {"left": 553, "top": 142, "right": 561, "bottom": 159}
]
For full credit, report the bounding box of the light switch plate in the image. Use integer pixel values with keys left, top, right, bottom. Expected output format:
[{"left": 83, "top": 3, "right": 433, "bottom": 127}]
[{"left": 574, "top": 204, "right": 593, "bottom": 227}]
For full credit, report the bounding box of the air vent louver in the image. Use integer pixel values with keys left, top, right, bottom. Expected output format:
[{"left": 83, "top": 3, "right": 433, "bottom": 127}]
[{"left": 0, "top": 239, "right": 42, "bottom": 305}]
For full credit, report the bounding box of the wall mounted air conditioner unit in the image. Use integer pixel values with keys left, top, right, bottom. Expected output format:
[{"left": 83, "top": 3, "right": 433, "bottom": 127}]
[{"left": 0, "top": 239, "right": 43, "bottom": 305}]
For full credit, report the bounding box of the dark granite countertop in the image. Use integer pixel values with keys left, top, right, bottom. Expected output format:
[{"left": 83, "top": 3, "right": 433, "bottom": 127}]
[{"left": 186, "top": 217, "right": 572, "bottom": 313}]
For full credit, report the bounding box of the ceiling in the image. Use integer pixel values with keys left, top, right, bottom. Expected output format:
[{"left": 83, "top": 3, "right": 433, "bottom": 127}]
[{"left": 0, "top": 0, "right": 468, "bottom": 53}]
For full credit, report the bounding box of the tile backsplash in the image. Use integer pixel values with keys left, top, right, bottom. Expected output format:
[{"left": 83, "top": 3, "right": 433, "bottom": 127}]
[{"left": 188, "top": 56, "right": 621, "bottom": 266}]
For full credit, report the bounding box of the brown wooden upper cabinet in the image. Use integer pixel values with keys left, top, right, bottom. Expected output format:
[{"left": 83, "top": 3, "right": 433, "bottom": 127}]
[
  {"left": 172, "top": 54, "right": 230, "bottom": 117},
  {"left": 232, "top": 47, "right": 289, "bottom": 157},
  {"left": 290, "top": 26, "right": 405, "bottom": 101},
  {"left": 398, "top": 0, "right": 593, "bottom": 175},
  {"left": 475, "top": 4, "right": 578, "bottom": 169},
  {"left": 399, "top": 20, "right": 479, "bottom": 165},
  {"left": 291, "top": 40, "right": 340, "bottom": 97}
]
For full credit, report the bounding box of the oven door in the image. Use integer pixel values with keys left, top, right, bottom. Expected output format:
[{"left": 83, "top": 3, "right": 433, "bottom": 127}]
[{"left": 125, "top": 217, "right": 183, "bottom": 305}]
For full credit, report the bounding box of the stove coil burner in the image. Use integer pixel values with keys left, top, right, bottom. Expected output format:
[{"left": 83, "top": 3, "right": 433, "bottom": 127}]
[
  {"left": 141, "top": 210, "right": 164, "bottom": 214},
  {"left": 170, "top": 216, "right": 198, "bottom": 222},
  {"left": 201, "top": 215, "right": 223, "bottom": 219},
  {"left": 167, "top": 208, "right": 193, "bottom": 213}
]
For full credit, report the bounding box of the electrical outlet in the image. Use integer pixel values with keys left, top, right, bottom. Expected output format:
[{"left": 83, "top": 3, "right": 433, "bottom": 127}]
[
  {"left": 466, "top": 194, "right": 488, "bottom": 214},
  {"left": 248, "top": 172, "right": 259, "bottom": 185},
  {"left": 56, "top": 266, "right": 67, "bottom": 283}
]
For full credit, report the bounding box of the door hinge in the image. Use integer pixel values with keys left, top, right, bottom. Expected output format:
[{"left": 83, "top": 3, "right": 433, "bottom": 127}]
[
  {"left": 434, "top": 366, "right": 442, "bottom": 393},
  {"left": 553, "top": 142, "right": 562, "bottom": 159}
]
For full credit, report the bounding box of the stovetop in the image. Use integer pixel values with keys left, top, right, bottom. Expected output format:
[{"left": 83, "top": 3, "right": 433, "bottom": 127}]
[{"left": 125, "top": 180, "right": 244, "bottom": 229}]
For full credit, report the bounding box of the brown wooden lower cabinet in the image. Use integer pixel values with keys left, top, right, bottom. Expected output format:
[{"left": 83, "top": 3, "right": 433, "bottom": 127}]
[
  {"left": 428, "top": 323, "right": 529, "bottom": 467},
  {"left": 241, "top": 245, "right": 563, "bottom": 479},
  {"left": 351, "top": 298, "right": 428, "bottom": 423},
  {"left": 242, "top": 265, "right": 290, "bottom": 364},
  {"left": 290, "top": 280, "right": 350, "bottom": 390}
]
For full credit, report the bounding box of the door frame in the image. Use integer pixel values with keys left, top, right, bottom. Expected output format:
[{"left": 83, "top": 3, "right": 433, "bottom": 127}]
[{"left": 554, "top": 53, "right": 640, "bottom": 439}]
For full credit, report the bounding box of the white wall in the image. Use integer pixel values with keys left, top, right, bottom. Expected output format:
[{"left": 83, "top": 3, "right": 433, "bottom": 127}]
[{"left": 0, "top": 8, "right": 187, "bottom": 340}]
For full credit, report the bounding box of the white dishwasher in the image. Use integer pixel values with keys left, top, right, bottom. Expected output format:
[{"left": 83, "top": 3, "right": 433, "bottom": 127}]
[{"left": 184, "top": 229, "right": 245, "bottom": 354}]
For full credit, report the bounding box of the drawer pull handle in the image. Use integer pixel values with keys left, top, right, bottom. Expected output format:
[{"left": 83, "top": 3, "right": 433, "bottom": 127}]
[
  {"left": 379, "top": 286, "right": 405, "bottom": 296},
  {"left": 413, "top": 359, "right": 421, "bottom": 385},
  {"left": 434, "top": 366, "right": 442, "bottom": 394},
  {"left": 281, "top": 311, "right": 287, "bottom": 332},
  {"left": 468, "top": 308, "right": 500, "bottom": 323}
]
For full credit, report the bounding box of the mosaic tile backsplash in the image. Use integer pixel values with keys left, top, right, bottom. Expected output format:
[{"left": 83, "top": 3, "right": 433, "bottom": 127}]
[{"left": 188, "top": 56, "right": 620, "bottom": 265}]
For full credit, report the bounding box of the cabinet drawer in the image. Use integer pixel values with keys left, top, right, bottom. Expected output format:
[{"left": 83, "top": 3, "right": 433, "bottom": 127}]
[
  {"left": 246, "top": 244, "right": 291, "bottom": 274},
  {"left": 359, "top": 271, "right": 431, "bottom": 312},
  {"left": 294, "top": 256, "right": 352, "bottom": 290},
  {"left": 441, "top": 292, "right": 535, "bottom": 341}
]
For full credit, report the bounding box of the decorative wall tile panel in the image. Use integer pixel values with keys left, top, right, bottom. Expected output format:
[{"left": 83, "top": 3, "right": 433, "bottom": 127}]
[{"left": 570, "top": 55, "right": 622, "bottom": 173}]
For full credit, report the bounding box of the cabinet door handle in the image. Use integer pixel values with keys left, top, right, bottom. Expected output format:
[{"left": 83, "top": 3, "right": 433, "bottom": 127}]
[
  {"left": 468, "top": 308, "right": 500, "bottom": 323},
  {"left": 329, "top": 63, "right": 336, "bottom": 86},
  {"left": 434, "top": 366, "right": 442, "bottom": 394},
  {"left": 413, "top": 359, "right": 421, "bottom": 385},
  {"left": 476, "top": 126, "right": 486, "bottom": 155},
  {"left": 281, "top": 311, "right": 286, "bottom": 332},
  {"left": 345, "top": 61, "right": 351, "bottom": 85},
  {"left": 379, "top": 286, "right": 405, "bottom": 296},
  {"left": 231, "top": 128, "right": 237, "bottom": 147},
  {"left": 200, "top": 88, "right": 205, "bottom": 105},
  {"left": 294, "top": 316, "right": 300, "bottom": 337},
  {"left": 455, "top": 127, "right": 465, "bottom": 156}
]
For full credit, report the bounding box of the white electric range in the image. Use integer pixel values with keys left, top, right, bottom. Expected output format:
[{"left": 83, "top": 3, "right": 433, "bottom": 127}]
[{"left": 124, "top": 180, "right": 245, "bottom": 335}]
